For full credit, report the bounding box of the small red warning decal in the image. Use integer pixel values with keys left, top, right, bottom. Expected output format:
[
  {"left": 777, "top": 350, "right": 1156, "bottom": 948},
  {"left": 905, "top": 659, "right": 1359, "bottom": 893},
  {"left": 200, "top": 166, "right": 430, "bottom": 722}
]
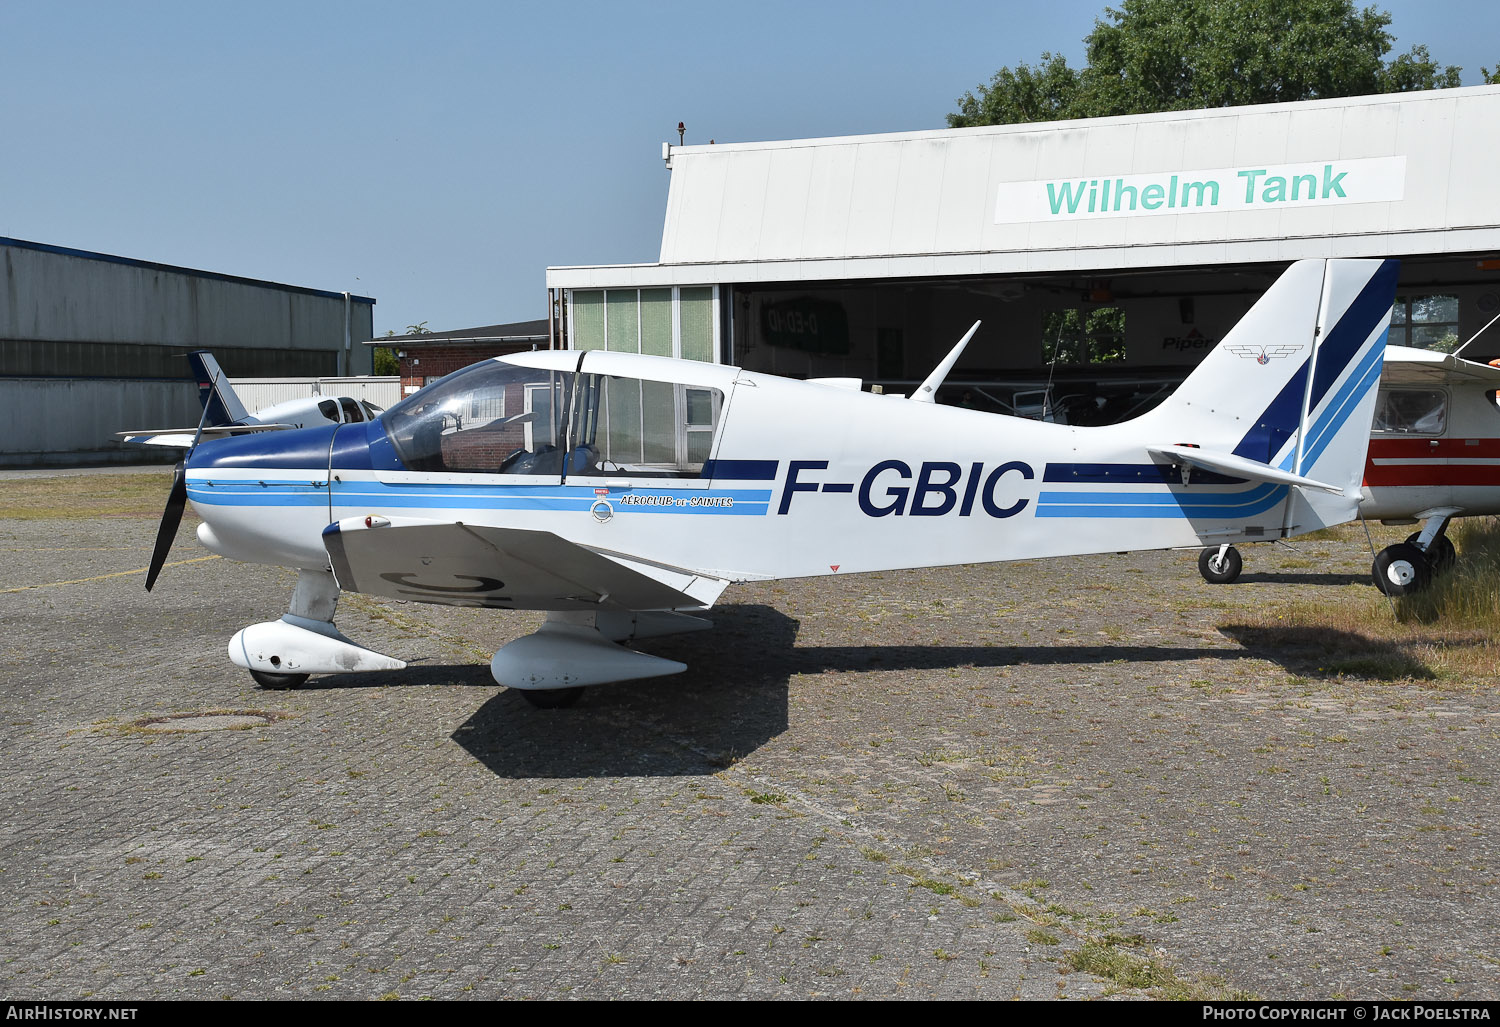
[{"left": 830, "top": 564, "right": 840, "bottom": 572}]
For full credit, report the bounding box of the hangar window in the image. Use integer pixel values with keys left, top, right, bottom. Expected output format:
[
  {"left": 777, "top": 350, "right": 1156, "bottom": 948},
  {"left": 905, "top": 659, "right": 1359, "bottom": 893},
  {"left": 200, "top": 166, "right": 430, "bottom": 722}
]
[
  {"left": 1042, "top": 307, "right": 1126, "bottom": 364},
  {"left": 1372, "top": 388, "right": 1447, "bottom": 435},
  {"left": 569, "top": 287, "right": 718, "bottom": 362},
  {"left": 1391, "top": 295, "right": 1459, "bottom": 352}
]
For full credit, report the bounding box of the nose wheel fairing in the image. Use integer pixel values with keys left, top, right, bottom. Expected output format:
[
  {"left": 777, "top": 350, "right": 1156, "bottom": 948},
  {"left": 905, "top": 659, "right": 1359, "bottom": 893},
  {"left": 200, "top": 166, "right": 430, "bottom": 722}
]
[{"left": 231, "top": 568, "right": 406, "bottom": 689}]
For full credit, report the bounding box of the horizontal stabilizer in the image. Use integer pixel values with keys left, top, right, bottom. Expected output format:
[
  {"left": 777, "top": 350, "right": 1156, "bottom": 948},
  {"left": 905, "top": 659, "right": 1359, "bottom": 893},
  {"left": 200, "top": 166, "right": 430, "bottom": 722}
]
[
  {"left": 1147, "top": 444, "right": 1345, "bottom": 495},
  {"left": 117, "top": 423, "right": 297, "bottom": 448}
]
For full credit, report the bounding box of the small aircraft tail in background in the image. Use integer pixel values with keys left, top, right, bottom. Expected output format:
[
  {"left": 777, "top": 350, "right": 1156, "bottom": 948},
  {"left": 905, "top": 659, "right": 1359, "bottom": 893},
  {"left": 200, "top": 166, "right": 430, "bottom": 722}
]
[
  {"left": 188, "top": 350, "right": 251, "bottom": 428},
  {"left": 118, "top": 350, "right": 382, "bottom": 449}
]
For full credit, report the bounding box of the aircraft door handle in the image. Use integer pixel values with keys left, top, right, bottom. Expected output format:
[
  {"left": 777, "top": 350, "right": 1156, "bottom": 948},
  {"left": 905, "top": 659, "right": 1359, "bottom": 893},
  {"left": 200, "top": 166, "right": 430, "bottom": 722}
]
[{"left": 606, "top": 479, "right": 632, "bottom": 488}]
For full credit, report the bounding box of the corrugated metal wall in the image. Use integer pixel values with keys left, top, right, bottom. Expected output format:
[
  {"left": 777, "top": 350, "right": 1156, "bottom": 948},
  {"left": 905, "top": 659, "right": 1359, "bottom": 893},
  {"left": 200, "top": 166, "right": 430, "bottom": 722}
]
[
  {"left": 0, "top": 378, "right": 197, "bottom": 467},
  {"left": 0, "top": 239, "right": 377, "bottom": 465},
  {"left": 0, "top": 242, "right": 373, "bottom": 366}
]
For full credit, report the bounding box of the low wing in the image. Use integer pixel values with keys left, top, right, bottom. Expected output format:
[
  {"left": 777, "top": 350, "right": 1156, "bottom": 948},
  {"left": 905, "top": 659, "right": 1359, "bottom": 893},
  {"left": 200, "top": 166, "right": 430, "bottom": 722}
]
[
  {"left": 117, "top": 423, "right": 298, "bottom": 448},
  {"left": 1146, "top": 444, "right": 1346, "bottom": 495},
  {"left": 322, "top": 516, "right": 729, "bottom": 612}
]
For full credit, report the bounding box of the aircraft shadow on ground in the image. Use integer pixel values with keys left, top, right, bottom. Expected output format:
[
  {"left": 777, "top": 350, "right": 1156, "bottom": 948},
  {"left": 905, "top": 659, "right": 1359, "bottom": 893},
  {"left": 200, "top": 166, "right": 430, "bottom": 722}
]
[
  {"left": 1218, "top": 623, "right": 1436, "bottom": 680},
  {"left": 449, "top": 603, "right": 798, "bottom": 778},
  {"left": 440, "top": 603, "right": 1274, "bottom": 779},
  {"left": 1230, "top": 571, "right": 1371, "bottom": 587},
  {"left": 296, "top": 603, "right": 1318, "bottom": 778}
]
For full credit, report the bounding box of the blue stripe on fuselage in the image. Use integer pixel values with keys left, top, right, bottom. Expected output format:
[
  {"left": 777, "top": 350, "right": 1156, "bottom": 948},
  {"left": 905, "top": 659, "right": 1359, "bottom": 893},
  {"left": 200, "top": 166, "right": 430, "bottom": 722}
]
[
  {"left": 1036, "top": 481, "right": 1287, "bottom": 519},
  {"left": 187, "top": 477, "right": 772, "bottom": 515}
]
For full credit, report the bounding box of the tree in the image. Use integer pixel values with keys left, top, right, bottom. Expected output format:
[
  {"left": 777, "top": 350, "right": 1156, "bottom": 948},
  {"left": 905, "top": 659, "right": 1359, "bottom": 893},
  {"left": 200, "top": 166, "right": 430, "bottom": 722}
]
[
  {"left": 373, "top": 322, "right": 431, "bottom": 376},
  {"left": 949, "top": 0, "right": 1462, "bottom": 127},
  {"left": 372, "top": 347, "right": 399, "bottom": 375}
]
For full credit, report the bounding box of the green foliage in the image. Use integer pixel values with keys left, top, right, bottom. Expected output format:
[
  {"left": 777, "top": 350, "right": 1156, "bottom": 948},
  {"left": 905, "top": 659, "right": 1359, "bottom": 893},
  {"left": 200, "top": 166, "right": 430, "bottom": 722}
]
[
  {"left": 950, "top": 52, "right": 1081, "bottom": 127},
  {"left": 949, "top": 0, "right": 1462, "bottom": 128},
  {"left": 382, "top": 322, "right": 432, "bottom": 338},
  {"left": 371, "top": 346, "right": 399, "bottom": 375},
  {"left": 1043, "top": 307, "right": 1127, "bottom": 364}
]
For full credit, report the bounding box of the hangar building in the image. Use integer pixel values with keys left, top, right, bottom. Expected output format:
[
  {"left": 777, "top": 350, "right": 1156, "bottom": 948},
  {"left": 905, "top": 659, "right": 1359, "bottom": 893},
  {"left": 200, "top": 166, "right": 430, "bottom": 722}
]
[
  {"left": 545, "top": 85, "right": 1500, "bottom": 424},
  {"left": 0, "top": 237, "right": 375, "bottom": 466}
]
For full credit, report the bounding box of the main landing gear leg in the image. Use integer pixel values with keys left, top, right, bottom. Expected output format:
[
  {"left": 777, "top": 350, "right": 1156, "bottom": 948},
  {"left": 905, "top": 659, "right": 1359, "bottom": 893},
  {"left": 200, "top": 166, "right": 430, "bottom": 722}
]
[
  {"left": 1372, "top": 512, "right": 1457, "bottom": 597},
  {"left": 229, "top": 568, "right": 406, "bottom": 689},
  {"left": 1198, "top": 544, "right": 1243, "bottom": 584}
]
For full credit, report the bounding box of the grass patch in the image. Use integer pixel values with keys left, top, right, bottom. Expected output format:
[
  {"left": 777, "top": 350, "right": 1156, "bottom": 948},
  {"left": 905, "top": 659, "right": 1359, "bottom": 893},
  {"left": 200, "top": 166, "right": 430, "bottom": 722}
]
[
  {"left": 0, "top": 470, "right": 179, "bottom": 520},
  {"left": 1393, "top": 518, "right": 1500, "bottom": 627},
  {"left": 1062, "top": 936, "right": 1253, "bottom": 1000},
  {"left": 1220, "top": 519, "right": 1500, "bottom": 686}
]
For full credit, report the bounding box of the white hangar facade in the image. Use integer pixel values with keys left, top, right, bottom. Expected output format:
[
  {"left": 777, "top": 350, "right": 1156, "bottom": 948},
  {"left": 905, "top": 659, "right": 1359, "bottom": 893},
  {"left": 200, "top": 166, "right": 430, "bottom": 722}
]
[{"left": 546, "top": 85, "right": 1500, "bottom": 423}]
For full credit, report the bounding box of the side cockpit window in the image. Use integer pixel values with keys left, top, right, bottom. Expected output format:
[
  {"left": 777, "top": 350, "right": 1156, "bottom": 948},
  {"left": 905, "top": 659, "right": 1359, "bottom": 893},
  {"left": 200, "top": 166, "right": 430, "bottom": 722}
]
[
  {"left": 567, "top": 374, "right": 723, "bottom": 478},
  {"left": 1372, "top": 388, "right": 1448, "bottom": 436}
]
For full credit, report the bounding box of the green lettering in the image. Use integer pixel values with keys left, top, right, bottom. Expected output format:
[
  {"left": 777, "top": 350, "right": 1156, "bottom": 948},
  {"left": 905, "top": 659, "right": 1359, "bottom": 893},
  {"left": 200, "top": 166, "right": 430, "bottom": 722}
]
[
  {"left": 1046, "top": 181, "right": 1087, "bottom": 215},
  {"left": 1179, "top": 180, "right": 1219, "bottom": 208},
  {"left": 1322, "top": 164, "right": 1347, "bottom": 198},
  {"left": 1262, "top": 176, "right": 1287, "bottom": 203},
  {"left": 1291, "top": 174, "right": 1317, "bottom": 200},
  {"left": 1141, "top": 184, "right": 1165, "bottom": 210},
  {"left": 1239, "top": 169, "right": 1266, "bottom": 203}
]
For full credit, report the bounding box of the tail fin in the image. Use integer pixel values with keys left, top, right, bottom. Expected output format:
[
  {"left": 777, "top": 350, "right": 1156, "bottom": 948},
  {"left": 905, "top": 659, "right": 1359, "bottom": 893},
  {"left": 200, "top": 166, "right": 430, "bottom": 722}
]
[
  {"left": 1135, "top": 258, "right": 1397, "bottom": 478},
  {"left": 188, "top": 351, "right": 250, "bottom": 427},
  {"left": 1131, "top": 258, "right": 1397, "bottom": 536}
]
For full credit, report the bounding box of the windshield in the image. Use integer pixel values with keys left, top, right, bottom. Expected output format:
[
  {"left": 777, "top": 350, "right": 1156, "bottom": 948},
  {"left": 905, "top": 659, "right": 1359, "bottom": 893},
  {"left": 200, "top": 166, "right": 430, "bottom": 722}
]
[{"left": 382, "top": 360, "right": 572, "bottom": 474}]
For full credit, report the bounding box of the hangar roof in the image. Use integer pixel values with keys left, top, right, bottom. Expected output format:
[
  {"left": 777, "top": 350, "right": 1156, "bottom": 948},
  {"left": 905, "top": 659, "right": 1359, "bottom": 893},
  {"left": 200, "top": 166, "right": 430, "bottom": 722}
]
[
  {"left": 548, "top": 85, "right": 1500, "bottom": 290},
  {"left": 0, "top": 236, "right": 375, "bottom": 304},
  {"left": 366, "top": 318, "right": 548, "bottom": 346}
]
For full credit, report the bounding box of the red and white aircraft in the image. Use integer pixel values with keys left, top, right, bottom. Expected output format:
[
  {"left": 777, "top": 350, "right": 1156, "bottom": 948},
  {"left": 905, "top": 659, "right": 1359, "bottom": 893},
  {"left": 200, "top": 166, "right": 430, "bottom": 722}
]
[{"left": 1198, "top": 345, "right": 1500, "bottom": 594}]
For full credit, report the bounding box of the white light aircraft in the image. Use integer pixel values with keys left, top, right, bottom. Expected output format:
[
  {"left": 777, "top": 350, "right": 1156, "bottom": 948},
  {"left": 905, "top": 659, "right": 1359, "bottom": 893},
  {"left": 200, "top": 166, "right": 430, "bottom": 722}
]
[
  {"left": 139, "top": 259, "right": 1398, "bottom": 707},
  {"left": 1196, "top": 343, "right": 1500, "bottom": 595},
  {"left": 119, "top": 351, "right": 382, "bottom": 449}
]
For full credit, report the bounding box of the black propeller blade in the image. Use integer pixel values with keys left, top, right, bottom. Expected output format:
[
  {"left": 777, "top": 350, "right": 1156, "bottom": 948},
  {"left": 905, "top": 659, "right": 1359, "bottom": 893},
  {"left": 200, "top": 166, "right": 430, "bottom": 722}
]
[{"left": 144, "top": 460, "right": 188, "bottom": 592}]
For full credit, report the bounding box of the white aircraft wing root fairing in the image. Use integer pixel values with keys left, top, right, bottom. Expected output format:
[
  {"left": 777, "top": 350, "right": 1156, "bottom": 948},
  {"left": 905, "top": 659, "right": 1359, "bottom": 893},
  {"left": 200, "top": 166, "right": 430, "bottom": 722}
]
[{"left": 142, "top": 259, "right": 1398, "bottom": 706}]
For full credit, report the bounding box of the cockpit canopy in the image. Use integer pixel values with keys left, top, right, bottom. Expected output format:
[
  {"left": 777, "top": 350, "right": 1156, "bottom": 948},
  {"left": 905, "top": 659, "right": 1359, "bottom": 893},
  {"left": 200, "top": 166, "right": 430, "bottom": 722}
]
[{"left": 381, "top": 359, "right": 723, "bottom": 477}]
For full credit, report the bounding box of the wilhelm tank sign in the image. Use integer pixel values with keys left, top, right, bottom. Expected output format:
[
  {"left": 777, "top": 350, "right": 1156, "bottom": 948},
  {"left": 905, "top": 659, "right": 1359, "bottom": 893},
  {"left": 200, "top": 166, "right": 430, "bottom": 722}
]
[{"left": 994, "top": 156, "right": 1406, "bottom": 224}]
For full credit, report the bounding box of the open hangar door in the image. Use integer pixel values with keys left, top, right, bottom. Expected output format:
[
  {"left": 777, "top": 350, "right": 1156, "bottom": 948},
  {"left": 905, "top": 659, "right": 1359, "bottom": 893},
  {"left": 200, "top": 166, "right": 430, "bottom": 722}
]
[{"left": 725, "top": 257, "right": 1496, "bottom": 425}]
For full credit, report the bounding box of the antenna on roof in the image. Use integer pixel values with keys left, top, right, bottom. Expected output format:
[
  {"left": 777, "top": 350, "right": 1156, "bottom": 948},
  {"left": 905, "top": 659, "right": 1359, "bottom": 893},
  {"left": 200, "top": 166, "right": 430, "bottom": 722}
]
[{"left": 1450, "top": 308, "right": 1500, "bottom": 359}]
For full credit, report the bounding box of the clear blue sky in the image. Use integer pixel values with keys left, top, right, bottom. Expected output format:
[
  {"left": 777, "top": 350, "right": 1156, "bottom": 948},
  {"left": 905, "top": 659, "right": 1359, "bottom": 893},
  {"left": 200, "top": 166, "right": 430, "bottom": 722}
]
[{"left": 2, "top": 1, "right": 1495, "bottom": 336}]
